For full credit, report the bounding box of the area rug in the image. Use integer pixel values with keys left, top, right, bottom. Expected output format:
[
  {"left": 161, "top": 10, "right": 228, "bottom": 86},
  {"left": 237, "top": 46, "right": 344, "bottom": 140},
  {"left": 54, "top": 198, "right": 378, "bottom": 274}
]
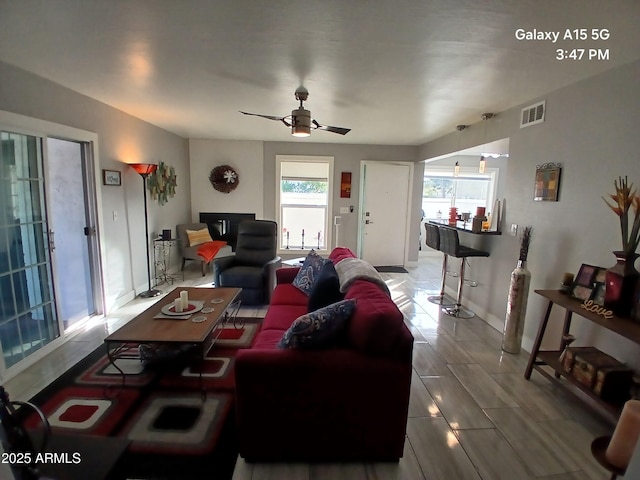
[{"left": 22, "top": 317, "right": 262, "bottom": 480}]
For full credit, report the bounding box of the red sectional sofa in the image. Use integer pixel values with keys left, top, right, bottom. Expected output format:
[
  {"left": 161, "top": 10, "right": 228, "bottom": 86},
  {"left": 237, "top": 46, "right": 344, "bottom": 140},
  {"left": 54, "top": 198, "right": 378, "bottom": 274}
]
[{"left": 234, "top": 247, "right": 414, "bottom": 461}]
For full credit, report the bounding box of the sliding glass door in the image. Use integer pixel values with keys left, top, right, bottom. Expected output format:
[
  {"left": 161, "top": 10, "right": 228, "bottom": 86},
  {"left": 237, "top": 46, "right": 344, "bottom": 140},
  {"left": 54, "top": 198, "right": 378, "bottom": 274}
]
[{"left": 0, "top": 131, "right": 60, "bottom": 370}]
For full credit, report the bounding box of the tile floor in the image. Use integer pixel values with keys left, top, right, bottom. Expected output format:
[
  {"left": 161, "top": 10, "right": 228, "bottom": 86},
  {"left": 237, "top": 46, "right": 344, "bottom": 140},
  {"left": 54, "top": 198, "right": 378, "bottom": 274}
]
[{"left": 3, "top": 254, "right": 618, "bottom": 480}]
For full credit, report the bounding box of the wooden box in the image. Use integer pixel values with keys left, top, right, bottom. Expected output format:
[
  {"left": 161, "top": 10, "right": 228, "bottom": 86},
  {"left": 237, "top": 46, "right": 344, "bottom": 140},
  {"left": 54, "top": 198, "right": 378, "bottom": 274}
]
[
  {"left": 561, "top": 346, "right": 598, "bottom": 374},
  {"left": 568, "top": 347, "right": 633, "bottom": 396},
  {"left": 594, "top": 366, "right": 633, "bottom": 404}
]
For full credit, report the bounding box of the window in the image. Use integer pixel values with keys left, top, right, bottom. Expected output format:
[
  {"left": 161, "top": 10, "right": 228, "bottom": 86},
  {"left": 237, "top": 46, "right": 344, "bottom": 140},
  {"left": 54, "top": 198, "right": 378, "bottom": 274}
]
[
  {"left": 276, "top": 156, "right": 333, "bottom": 252},
  {"left": 422, "top": 167, "right": 498, "bottom": 219}
]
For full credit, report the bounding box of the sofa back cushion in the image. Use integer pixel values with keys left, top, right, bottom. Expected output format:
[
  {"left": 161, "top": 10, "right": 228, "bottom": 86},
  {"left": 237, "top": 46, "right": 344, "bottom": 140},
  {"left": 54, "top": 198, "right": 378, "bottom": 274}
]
[
  {"left": 328, "top": 247, "right": 356, "bottom": 263},
  {"left": 345, "top": 280, "right": 410, "bottom": 359}
]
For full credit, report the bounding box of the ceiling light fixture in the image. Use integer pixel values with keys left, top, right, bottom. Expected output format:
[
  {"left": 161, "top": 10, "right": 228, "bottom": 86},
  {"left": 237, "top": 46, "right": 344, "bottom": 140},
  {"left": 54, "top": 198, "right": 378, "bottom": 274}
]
[
  {"left": 291, "top": 107, "right": 311, "bottom": 137},
  {"left": 454, "top": 124, "right": 467, "bottom": 177},
  {"left": 479, "top": 113, "right": 494, "bottom": 173}
]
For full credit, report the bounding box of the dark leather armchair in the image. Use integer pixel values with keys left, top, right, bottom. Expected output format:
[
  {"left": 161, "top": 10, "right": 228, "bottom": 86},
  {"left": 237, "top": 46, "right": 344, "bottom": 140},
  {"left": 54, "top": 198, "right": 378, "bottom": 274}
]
[{"left": 213, "top": 220, "right": 281, "bottom": 305}]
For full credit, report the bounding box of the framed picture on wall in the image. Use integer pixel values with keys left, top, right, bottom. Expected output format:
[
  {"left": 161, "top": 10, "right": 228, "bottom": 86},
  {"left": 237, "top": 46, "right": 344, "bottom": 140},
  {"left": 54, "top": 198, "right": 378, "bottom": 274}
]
[
  {"left": 103, "top": 169, "right": 121, "bottom": 186},
  {"left": 534, "top": 162, "right": 561, "bottom": 201}
]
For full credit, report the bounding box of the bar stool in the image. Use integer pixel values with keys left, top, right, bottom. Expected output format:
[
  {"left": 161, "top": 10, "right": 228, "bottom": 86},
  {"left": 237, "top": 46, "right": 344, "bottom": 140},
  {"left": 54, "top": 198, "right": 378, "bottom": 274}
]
[
  {"left": 424, "top": 223, "right": 455, "bottom": 306},
  {"left": 438, "top": 226, "right": 489, "bottom": 318}
]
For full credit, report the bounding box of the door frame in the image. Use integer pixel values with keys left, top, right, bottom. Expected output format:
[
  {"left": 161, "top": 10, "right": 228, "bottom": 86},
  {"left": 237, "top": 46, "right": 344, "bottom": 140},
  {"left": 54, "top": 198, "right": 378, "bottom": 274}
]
[
  {"left": 357, "top": 160, "right": 414, "bottom": 266},
  {"left": 45, "top": 137, "right": 103, "bottom": 331},
  {"left": 0, "top": 110, "right": 106, "bottom": 380}
]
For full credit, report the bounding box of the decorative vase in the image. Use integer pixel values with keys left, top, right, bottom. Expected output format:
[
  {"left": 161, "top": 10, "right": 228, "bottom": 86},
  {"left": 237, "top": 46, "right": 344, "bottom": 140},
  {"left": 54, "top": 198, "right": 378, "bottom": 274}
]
[
  {"left": 604, "top": 251, "right": 640, "bottom": 318},
  {"left": 502, "top": 260, "right": 531, "bottom": 354}
]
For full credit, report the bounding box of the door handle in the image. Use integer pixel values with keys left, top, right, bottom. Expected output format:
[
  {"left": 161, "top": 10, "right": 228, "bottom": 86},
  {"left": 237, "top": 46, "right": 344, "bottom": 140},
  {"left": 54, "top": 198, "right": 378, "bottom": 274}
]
[
  {"left": 365, "top": 220, "right": 374, "bottom": 224},
  {"left": 48, "top": 229, "right": 55, "bottom": 251}
]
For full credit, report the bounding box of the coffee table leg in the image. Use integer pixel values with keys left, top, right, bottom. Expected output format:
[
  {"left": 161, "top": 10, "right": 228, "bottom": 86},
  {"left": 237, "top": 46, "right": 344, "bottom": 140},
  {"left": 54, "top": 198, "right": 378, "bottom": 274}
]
[{"left": 104, "top": 342, "right": 127, "bottom": 396}]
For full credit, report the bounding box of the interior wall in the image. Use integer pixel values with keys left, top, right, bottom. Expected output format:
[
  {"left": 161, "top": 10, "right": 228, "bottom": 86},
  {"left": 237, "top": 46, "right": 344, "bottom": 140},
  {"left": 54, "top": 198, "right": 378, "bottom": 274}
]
[
  {"left": 188, "top": 138, "right": 264, "bottom": 220},
  {"left": 0, "top": 61, "right": 191, "bottom": 310},
  {"left": 419, "top": 59, "right": 640, "bottom": 369},
  {"left": 263, "top": 142, "right": 420, "bottom": 259}
]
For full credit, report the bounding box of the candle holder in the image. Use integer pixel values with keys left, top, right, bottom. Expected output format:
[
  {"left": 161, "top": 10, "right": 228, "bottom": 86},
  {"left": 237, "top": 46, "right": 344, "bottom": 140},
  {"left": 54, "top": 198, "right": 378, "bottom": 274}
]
[{"left": 605, "top": 399, "right": 640, "bottom": 471}]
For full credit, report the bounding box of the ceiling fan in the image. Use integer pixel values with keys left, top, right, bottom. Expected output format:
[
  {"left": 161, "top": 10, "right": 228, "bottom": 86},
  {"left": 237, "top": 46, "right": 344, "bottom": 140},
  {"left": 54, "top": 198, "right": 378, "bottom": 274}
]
[{"left": 240, "top": 87, "right": 350, "bottom": 137}]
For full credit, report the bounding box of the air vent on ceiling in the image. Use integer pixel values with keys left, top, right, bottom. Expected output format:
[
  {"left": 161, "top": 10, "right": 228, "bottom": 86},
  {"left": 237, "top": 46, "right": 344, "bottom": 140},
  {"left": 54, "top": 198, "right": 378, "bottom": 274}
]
[{"left": 520, "top": 100, "right": 545, "bottom": 128}]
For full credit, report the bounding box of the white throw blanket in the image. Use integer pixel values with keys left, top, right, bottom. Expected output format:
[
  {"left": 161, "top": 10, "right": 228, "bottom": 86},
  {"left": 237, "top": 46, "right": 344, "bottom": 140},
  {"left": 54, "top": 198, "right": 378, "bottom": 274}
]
[{"left": 334, "top": 257, "right": 390, "bottom": 295}]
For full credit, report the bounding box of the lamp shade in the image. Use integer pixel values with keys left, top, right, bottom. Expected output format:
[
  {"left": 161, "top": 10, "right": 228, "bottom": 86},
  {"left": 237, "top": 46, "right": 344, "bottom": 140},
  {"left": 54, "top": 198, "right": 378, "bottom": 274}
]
[
  {"left": 129, "top": 163, "right": 158, "bottom": 176},
  {"left": 291, "top": 108, "right": 311, "bottom": 137}
]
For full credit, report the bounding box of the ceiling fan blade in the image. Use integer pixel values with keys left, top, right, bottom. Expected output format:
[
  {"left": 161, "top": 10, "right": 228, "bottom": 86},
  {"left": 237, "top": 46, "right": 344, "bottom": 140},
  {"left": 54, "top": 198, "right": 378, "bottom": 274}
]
[
  {"left": 239, "top": 111, "right": 285, "bottom": 122},
  {"left": 312, "top": 119, "right": 351, "bottom": 135}
]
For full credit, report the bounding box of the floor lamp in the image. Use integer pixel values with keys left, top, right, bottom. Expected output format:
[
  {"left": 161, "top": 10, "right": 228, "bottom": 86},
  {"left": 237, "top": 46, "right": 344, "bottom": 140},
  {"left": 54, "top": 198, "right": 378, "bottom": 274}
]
[{"left": 129, "top": 163, "right": 161, "bottom": 298}]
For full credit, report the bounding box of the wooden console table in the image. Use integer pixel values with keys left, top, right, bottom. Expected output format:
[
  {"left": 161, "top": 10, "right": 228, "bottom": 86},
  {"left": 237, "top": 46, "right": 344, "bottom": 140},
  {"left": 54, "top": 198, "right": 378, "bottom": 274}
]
[{"left": 524, "top": 289, "right": 640, "bottom": 423}]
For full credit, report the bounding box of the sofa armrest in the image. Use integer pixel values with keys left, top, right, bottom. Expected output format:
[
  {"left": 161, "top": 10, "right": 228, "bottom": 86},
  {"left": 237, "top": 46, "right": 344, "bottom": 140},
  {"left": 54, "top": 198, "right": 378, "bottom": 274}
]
[
  {"left": 235, "top": 347, "right": 412, "bottom": 460},
  {"left": 276, "top": 267, "right": 299, "bottom": 285}
]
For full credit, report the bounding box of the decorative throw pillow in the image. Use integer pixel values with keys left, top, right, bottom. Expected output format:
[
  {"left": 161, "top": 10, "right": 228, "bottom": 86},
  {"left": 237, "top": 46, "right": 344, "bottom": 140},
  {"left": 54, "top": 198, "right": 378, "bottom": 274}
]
[
  {"left": 292, "top": 249, "right": 325, "bottom": 295},
  {"left": 277, "top": 299, "right": 356, "bottom": 349},
  {"left": 186, "top": 228, "right": 213, "bottom": 247},
  {"left": 307, "top": 260, "right": 344, "bottom": 312}
]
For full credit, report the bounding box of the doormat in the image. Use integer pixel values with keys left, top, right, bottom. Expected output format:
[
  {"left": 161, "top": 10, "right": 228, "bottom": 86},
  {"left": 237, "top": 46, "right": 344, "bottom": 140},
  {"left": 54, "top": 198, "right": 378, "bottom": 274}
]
[{"left": 374, "top": 266, "right": 409, "bottom": 273}]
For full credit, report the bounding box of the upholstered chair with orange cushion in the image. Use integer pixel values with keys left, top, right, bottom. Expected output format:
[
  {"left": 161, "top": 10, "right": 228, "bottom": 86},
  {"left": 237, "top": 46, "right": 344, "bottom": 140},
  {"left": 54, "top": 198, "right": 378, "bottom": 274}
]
[{"left": 176, "top": 223, "right": 232, "bottom": 275}]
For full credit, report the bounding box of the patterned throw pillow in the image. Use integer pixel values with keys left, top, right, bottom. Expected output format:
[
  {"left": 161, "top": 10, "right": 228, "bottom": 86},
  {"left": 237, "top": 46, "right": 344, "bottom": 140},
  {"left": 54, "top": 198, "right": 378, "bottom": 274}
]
[
  {"left": 186, "top": 228, "right": 213, "bottom": 247},
  {"left": 292, "top": 250, "right": 325, "bottom": 295},
  {"left": 277, "top": 299, "right": 356, "bottom": 349}
]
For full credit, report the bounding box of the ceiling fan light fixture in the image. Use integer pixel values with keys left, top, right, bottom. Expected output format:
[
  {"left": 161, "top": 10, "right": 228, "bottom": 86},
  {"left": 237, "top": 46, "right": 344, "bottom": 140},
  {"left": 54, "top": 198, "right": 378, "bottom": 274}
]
[{"left": 291, "top": 108, "right": 311, "bottom": 137}]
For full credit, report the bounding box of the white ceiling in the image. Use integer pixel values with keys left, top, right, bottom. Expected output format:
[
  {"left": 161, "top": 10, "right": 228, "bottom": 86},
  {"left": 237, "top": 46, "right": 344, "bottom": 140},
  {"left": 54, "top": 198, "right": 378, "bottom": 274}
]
[{"left": 1, "top": 0, "right": 639, "bottom": 145}]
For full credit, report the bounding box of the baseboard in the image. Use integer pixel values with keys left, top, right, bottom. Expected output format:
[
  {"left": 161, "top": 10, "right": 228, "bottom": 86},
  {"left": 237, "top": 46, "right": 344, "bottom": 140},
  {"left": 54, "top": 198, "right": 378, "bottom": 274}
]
[{"left": 109, "top": 290, "right": 136, "bottom": 314}]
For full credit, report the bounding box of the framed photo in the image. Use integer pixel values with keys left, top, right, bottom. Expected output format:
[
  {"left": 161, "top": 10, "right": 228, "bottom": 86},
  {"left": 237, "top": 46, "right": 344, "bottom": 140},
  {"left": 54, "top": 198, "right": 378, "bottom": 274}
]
[
  {"left": 571, "top": 263, "right": 607, "bottom": 302},
  {"left": 574, "top": 264, "right": 597, "bottom": 286},
  {"left": 571, "top": 284, "right": 593, "bottom": 301},
  {"left": 534, "top": 163, "right": 561, "bottom": 201},
  {"left": 591, "top": 282, "right": 606, "bottom": 306},
  {"left": 103, "top": 169, "right": 121, "bottom": 186}
]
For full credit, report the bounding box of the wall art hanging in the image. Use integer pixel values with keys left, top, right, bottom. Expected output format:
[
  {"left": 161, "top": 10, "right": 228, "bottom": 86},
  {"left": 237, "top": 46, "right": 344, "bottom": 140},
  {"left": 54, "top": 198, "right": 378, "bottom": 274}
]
[
  {"left": 534, "top": 162, "right": 561, "bottom": 201},
  {"left": 148, "top": 161, "right": 177, "bottom": 205},
  {"left": 209, "top": 164, "right": 239, "bottom": 193}
]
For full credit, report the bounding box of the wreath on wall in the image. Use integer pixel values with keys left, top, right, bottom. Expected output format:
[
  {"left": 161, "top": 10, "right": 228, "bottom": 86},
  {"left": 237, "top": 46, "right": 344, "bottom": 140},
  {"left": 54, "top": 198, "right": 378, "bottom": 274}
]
[
  {"left": 209, "top": 165, "right": 239, "bottom": 193},
  {"left": 147, "top": 161, "right": 177, "bottom": 206}
]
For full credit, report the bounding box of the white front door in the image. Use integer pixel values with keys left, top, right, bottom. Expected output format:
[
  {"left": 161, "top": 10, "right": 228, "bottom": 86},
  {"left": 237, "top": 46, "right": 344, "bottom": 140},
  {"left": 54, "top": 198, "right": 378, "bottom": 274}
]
[{"left": 359, "top": 161, "right": 413, "bottom": 266}]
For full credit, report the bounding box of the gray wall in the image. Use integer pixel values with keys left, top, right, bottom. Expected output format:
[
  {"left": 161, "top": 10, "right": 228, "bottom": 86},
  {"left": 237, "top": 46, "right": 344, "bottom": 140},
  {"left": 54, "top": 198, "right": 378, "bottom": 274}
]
[
  {"left": 263, "top": 142, "right": 420, "bottom": 257},
  {"left": 419, "top": 59, "right": 640, "bottom": 368},
  {"left": 0, "top": 61, "right": 191, "bottom": 309}
]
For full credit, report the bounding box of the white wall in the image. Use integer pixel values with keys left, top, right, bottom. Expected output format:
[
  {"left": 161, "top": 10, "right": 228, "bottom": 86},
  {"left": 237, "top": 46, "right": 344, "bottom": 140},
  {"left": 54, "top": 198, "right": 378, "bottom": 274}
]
[
  {"left": 419, "top": 59, "right": 640, "bottom": 368},
  {"left": 188, "top": 139, "right": 264, "bottom": 220},
  {"left": 0, "top": 61, "right": 191, "bottom": 310}
]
